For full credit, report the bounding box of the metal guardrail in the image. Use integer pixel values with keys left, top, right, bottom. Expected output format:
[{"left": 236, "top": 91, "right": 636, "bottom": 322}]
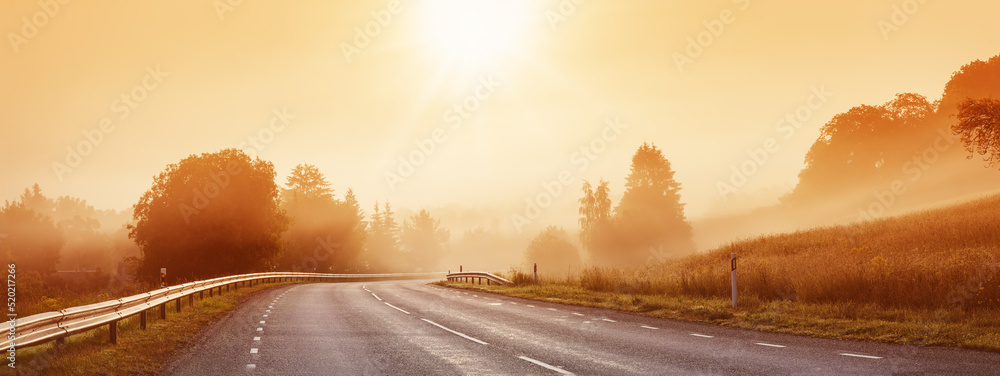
[
  {"left": 1, "top": 271, "right": 442, "bottom": 352},
  {"left": 445, "top": 271, "right": 513, "bottom": 286}
]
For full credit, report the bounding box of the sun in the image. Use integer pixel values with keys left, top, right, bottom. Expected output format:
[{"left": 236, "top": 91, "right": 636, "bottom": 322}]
[{"left": 418, "top": 0, "right": 533, "bottom": 67}]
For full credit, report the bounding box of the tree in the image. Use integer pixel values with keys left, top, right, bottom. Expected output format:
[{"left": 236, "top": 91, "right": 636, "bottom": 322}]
[
  {"left": 400, "top": 209, "right": 450, "bottom": 272},
  {"left": 789, "top": 93, "right": 937, "bottom": 202},
  {"left": 953, "top": 97, "right": 1000, "bottom": 168},
  {"left": 524, "top": 226, "right": 581, "bottom": 275},
  {"left": 0, "top": 201, "right": 64, "bottom": 274},
  {"left": 19, "top": 183, "right": 54, "bottom": 217},
  {"left": 940, "top": 54, "right": 1000, "bottom": 115},
  {"left": 364, "top": 201, "right": 401, "bottom": 271},
  {"left": 579, "top": 179, "right": 614, "bottom": 263},
  {"left": 281, "top": 164, "right": 333, "bottom": 207},
  {"left": 129, "top": 149, "right": 288, "bottom": 284},
  {"left": 334, "top": 188, "right": 367, "bottom": 271},
  {"left": 612, "top": 143, "right": 694, "bottom": 265},
  {"left": 278, "top": 164, "right": 349, "bottom": 273}
]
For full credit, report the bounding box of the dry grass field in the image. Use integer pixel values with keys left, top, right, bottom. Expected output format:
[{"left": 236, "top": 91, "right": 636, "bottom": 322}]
[{"left": 443, "top": 194, "right": 1000, "bottom": 350}]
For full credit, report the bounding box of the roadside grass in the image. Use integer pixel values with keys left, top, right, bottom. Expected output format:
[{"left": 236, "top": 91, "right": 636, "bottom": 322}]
[
  {"left": 436, "top": 194, "right": 1000, "bottom": 352},
  {"left": 436, "top": 280, "right": 1000, "bottom": 351},
  {"left": 7, "top": 282, "right": 290, "bottom": 376}
]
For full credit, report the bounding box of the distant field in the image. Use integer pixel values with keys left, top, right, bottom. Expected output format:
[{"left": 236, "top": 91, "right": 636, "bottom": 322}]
[{"left": 443, "top": 194, "right": 1000, "bottom": 350}]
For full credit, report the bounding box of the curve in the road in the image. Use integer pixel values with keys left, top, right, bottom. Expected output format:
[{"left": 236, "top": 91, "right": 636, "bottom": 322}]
[{"left": 164, "top": 280, "right": 1000, "bottom": 375}]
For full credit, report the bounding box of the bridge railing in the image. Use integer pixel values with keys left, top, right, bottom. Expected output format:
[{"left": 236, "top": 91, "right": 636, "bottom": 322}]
[
  {"left": 2, "top": 271, "right": 442, "bottom": 352},
  {"left": 445, "top": 271, "right": 513, "bottom": 286}
]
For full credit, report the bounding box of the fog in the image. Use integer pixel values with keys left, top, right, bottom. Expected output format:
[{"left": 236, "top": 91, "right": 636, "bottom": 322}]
[{"left": 5, "top": 1, "right": 1000, "bottom": 275}]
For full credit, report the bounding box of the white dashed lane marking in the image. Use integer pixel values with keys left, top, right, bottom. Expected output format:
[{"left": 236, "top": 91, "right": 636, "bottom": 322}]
[
  {"left": 421, "top": 319, "right": 488, "bottom": 345},
  {"left": 756, "top": 343, "right": 786, "bottom": 348},
  {"left": 385, "top": 302, "right": 411, "bottom": 314},
  {"left": 690, "top": 333, "right": 714, "bottom": 338},
  {"left": 840, "top": 353, "right": 882, "bottom": 359},
  {"left": 519, "top": 356, "right": 575, "bottom": 375}
]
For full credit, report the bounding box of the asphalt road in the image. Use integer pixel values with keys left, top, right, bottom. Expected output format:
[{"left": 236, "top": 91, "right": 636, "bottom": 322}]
[{"left": 164, "top": 280, "right": 1000, "bottom": 375}]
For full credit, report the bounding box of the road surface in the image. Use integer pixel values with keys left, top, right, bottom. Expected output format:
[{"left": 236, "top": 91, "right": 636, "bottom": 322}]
[{"left": 164, "top": 280, "right": 1000, "bottom": 375}]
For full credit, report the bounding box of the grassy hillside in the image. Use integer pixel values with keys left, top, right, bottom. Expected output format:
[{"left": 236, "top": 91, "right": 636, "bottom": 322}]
[
  {"left": 596, "top": 193, "right": 1000, "bottom": 310},
  {"left": 442, "top": 194, "right": 1000, "bottom": 350}
]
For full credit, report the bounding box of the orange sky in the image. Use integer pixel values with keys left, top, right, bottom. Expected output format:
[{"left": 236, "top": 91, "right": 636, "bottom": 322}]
[{"left": 3, "top": 0, "right": 1000, "bottom": 235}]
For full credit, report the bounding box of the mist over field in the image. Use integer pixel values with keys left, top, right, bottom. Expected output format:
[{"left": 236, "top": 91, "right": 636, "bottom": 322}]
[{"left": 2, "top": 0, "right": 1000, "bottom": 294}]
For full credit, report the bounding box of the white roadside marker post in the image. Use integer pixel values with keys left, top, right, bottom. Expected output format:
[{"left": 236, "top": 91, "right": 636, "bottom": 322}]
[{"left": 731, "top": 253, "right": 737, "bottom": 309}]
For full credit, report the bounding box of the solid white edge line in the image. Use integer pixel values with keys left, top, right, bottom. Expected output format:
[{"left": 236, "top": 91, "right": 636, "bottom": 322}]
[
  {"left": 755, "top": 343, "right": 786, "bottom": 348},
  {"left": 372, "top": 292, "right": 382, "bottom": 301},
  {"left": 421, "top": 319, "right": 488, "bottom": 345},
  {"left": 518, "top": 356, "right": 575, "bottom": 375},
  {"left": 385, "top": 302, "right": 411, "bottom": 314},
  {"left": 840, "top": 353, "right": 883, "bottom": 359},
  {"left": 690, "top": 333, "right": 714, "bottom": 338},
  {"left": 640, "top": 326, "right": 659, "bottom": 330}
]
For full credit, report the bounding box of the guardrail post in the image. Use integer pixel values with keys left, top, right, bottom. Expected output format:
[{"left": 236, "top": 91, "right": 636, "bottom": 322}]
[
  {"left": 140, "top": 310, "right": 147, "bottom": 330},
  {"left": 200, "top": 290, "right": 205, "bottom": 299},
  {"left": 160, "top": 303, "right": 167, "bottom": 319},
  {"left": 189, "top": 294, "right": 194, "bottom": 307},
  {"left": 109, "top": 320, "right": 118, "bottom": 344},
  {"left": 175, "top": 298, "right": 181, "bottom": 313},
  {"left": 209, "top": 288, "right": 213, "bottom": 297}
]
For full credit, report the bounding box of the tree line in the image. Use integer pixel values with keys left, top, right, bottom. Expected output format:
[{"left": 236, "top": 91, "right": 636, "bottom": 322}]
[{"left": 127, "top": 149, "right": 451, "bottom": 284}]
